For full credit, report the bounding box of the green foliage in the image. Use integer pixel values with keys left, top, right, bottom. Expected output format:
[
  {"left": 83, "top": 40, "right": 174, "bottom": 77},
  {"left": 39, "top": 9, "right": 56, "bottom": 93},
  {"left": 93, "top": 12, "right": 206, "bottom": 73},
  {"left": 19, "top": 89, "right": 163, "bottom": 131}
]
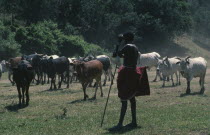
[
  {"left": 58, "top": 35, "right": 85, "bottom": 57},
  {"left": 15, "top": 21, "right": 103, "bottom": 56},
  {"left": 59, "top": 35, "right": 104, "bottom": 57},
  {"left": 0, "top": 21, "right": 21, "bottom": 60},
  {"left": 15, "top": 21, "right": 61, "bottom": 55}
]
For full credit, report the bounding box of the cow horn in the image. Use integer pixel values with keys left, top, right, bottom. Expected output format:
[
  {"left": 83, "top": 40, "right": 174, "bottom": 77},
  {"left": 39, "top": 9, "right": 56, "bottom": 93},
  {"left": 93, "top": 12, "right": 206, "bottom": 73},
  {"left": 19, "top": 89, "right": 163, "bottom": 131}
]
[
  {"left": 185, "top": 56, "right": 191, "bottom": 61},
  {"left": 163, "top": 56, "right": 168, "bottom": 61},
  {"left": 175, "top": 57, "right": 181, "bottom": 60}
]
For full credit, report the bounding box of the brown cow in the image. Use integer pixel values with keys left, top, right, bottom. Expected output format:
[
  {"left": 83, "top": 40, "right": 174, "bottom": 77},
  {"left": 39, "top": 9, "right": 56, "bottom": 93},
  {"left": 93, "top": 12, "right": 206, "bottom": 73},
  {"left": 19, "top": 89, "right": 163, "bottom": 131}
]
[{"left": 73, "top": 60, "right": 103, "bottom": 100}]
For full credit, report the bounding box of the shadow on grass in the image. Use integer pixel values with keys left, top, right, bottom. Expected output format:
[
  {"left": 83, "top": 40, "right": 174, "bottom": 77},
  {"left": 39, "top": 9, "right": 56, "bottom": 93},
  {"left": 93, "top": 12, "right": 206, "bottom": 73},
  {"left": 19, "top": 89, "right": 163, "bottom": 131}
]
[
  {"left": 180, "top": 92, "right": 207, "bottom": 97},
  {"left": 5, "top": 104, "right": 28, "bottom": 112},
  {"left": 105, "top": 125, "right": 141, "bottom": 134},
  {"left": 68, "top": 97, "right": 97, "bottom": 104},
  {"left": 161, "top": 85, "right": 180, "bottom": 88},
  {"left": 39, "top": 88, "right": 64, "bottom": 93}
]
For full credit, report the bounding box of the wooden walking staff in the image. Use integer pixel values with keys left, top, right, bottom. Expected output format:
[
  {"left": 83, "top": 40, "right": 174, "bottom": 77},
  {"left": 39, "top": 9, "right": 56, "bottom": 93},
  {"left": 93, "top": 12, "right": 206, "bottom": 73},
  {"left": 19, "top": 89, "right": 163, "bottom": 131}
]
[{"left": 100, "top": 35, "right": 123, "bottom": 127}]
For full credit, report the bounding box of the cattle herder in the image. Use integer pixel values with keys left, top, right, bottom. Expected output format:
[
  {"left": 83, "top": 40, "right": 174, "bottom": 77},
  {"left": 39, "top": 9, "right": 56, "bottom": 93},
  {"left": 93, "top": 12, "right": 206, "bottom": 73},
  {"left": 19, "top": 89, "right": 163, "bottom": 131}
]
[{"left": 110, "top": 32, "right": 150, "bottom": 131}]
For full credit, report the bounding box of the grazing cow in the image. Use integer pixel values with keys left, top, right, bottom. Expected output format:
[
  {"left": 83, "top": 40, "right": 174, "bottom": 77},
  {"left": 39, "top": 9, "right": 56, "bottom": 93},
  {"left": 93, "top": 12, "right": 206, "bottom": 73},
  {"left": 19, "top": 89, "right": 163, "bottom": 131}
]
[
  {"left": 73, "top": 60, "right": 103, "bottom": 100},
  {"left": 47, "top": 56, "right": 70, "bottom": 90},
  {"left": 13, "top": 60, "right": 35, "bottom": 106},
  {"left": 176, "top": 56, "right": 207, "bottom": 94},
  {"left": 8, "top": 57, "right": 22, "bottom": 85}
]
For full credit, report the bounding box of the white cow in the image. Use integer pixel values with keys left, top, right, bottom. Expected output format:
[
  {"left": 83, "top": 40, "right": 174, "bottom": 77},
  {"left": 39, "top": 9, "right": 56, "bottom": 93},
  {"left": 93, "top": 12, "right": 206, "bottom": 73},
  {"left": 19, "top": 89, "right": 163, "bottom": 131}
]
[{"left": 176, "top": 56, "right": 207, "bottom": 94}]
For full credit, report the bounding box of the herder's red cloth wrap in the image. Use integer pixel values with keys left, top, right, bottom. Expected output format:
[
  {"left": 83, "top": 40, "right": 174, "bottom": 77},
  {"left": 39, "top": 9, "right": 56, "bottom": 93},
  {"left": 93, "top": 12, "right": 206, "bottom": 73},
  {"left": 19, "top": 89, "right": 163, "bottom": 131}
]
[{"left": 117, "top": 66, "right": 150, "bottom": 101}]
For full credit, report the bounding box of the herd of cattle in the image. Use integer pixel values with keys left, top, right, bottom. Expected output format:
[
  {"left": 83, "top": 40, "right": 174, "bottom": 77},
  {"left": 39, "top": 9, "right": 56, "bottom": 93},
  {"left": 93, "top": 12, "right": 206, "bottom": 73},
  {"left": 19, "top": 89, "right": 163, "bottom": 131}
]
[{"left": 0, "top": 52, "right": 207, "bottom": 106}]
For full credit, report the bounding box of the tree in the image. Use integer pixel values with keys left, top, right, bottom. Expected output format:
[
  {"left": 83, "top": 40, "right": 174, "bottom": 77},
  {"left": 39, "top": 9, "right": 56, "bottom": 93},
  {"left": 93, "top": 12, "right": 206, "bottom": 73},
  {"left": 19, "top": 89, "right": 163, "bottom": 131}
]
[{"left": 0, "top": 21, "right": 21, "bottom": 60}]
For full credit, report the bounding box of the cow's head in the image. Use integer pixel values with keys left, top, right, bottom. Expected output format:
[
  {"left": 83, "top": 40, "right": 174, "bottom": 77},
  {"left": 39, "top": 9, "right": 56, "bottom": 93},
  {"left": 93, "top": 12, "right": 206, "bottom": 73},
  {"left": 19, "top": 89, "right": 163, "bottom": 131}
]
[
  {"left": 156, "top": 57, "right": 169, "bottom": 71},
  {"left": 72, "top": 60, "right": 85, "bottom": 76},
  {"left": 176, "top": 56, "right": 190, "bottom": 72}
]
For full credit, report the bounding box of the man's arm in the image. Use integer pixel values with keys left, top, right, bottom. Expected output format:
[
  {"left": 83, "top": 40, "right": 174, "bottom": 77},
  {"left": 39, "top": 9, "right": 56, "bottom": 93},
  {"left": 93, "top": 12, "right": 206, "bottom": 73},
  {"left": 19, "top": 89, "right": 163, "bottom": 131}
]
[{"left": 112, "top": 45, "right": 127, "bottom": 58}]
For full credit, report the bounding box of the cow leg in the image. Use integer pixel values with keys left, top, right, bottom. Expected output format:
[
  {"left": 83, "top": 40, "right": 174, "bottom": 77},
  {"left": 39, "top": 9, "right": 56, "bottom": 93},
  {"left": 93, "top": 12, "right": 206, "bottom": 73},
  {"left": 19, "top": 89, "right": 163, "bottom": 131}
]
[
  {"left": 41, "top": 72, "right": 44, "bottom": 85},
  {"left": 58, "top": 74, "right": 63, "bottom": 89},
  {"left": 158, "top": 70, "right": 163, "bottom": 81},
  {"left": 200, "top": 76, "right": 205, "bottom": 94},
  {"left": 93, "top": 82, "right": 99, "bottom": 99},
  {"left": 70, "top": 74, "right": 74, "bottom": 83},
  {"left": 175, "top": 72, "right": 178, "bottom": 85},
  {"left": 25, "top": 84, "right": 30, "bottom": 106},
  {"left": 162, "top": 76, "right": 165, "bottom": 87},
  {"left": 17, "top": 84, "right": 22, "bottom": 106},
  {"left": 43, "top": 73, "right": 46, "bottom": 85},
  {"left": 21, "top": 86, "right": 25, "bottom": 104},
  {"left": 53, "top": 76, "right": 57, "bottom": 90},
  {"left": 153, "top": 70, "right": 158, "bottom": 82},
  {"left": 186, "top": 80, "right": 191, "bottom": 94},
  {"left": 82, "top": 82, "right": 89, "bottom": 100},
  {"left": 9, "top": 72, "right": 15, "bottom": 85},
  {"left": 171, "top": 74, "right": 174, "bottom": 86},
  {"left": 36, "top": 72, "right": 39, "bottom": 85},
  {"left": 50, "top": 78, "right": 53, "bottom": 90},
  {"left": 99, "top": 80, "right": 103, "bottom": 97},
  {"left": 44, "top": 73, "right": 46, "bottom": 84},
  {"left": 108, "top": 68, "right": 112, "bottom": 81},
  {"left": 103, "top": 71, "right": 107, "bottom": 86},
  {"left": 47, "top": 75, "right": 50, "bottom": 84},
  {"left": 66, "top": 70, "right": 70, "bottom": 88}
]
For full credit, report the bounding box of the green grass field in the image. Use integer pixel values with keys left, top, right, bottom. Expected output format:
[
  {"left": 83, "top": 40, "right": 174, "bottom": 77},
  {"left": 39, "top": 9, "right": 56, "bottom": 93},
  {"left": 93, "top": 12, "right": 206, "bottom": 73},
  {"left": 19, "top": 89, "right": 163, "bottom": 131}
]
[{"left": 0, "top": 67, "right": 209, "bottom": 135}]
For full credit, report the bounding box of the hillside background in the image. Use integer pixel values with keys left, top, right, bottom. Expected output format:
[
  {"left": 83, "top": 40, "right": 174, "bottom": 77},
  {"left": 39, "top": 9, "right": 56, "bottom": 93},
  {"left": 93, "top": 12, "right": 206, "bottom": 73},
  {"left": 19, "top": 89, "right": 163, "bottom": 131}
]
[{"left": 0, "top": 0, "right": 210, "bottom": 62}]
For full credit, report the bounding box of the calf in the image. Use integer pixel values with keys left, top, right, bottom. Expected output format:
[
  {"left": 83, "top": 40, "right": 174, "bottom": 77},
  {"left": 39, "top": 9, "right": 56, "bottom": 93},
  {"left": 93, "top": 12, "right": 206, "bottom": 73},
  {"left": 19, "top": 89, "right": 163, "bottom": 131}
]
[
  {"left": 47, "top": 56, "right": 69, "bottom": 90},
  {"left": 73, "top": 60, "right": 103, "bottom": 100},
  {"left": 13, "top": 60, "right": 35, "bottom": 106}
]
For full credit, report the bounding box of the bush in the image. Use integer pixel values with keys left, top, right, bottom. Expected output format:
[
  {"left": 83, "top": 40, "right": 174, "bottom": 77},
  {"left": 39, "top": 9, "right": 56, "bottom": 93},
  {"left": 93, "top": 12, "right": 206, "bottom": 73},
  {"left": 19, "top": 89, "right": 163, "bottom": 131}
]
[{"left": 59, "top": 35, "right": 104, "bottom": 57}]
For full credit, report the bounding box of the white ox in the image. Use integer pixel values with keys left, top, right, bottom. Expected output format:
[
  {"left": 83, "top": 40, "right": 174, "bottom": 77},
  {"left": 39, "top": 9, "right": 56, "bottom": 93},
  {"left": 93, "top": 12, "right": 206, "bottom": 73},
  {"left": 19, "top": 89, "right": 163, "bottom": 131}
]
[{"left": 176, "top": 56, "right": 207, "bottom": 94}]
